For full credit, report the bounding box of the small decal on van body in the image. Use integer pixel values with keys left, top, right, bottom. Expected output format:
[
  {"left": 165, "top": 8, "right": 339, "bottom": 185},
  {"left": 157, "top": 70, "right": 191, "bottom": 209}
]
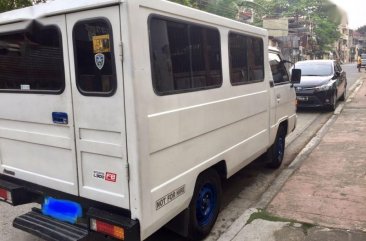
[
  {"left": 93, "top": 171, "right": 117, "bottom": 182},
  {"left": 156, "top": 185, "right": 185, "bottom": 210},
  {"left": 95, "top": 53, "right": 105, "bottom": 70}
]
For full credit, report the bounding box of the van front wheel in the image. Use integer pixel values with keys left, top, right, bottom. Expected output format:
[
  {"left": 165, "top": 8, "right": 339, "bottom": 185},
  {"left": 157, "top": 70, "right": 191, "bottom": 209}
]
[
  {"left": 188, "top": 169, "right": 222, "bottom": 240},
  {"left": 267, "top": 126, "right": 286, "bottom": 169}
]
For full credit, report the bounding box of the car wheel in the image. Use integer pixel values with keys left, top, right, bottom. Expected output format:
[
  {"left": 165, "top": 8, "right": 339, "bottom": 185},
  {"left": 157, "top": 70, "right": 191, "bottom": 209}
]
[
  {"left": 266, "top": 125, "right": 286, "bottom": 169},
  {"left": 329, "top": 91, "right": 337, "bottom": 111},
  {"left": 188, "top": 169, "right": 222, "bottom": 240}
]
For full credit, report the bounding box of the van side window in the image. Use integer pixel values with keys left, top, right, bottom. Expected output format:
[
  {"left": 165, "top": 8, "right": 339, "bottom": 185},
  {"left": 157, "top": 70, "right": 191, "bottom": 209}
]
[
  {"left": 149, "top": 16, "right": 222, "bottom": 95},
  {"left": 73, "top": 19, "right": 116, "bottom": 96},
  {"left": 269, "top": 52, "right": 289, "bottom": 84},
  {"left": 229, "top": 33, "right": 264, "bottom": 85},
  {"left": 0, "top": 25, "right": 64, "bottom": 93}
]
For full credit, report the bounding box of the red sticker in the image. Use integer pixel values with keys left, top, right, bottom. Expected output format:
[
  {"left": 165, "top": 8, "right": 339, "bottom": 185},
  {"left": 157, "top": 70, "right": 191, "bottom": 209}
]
[{"left": 105, "top": 172, "right": 117, "bottom": 182}]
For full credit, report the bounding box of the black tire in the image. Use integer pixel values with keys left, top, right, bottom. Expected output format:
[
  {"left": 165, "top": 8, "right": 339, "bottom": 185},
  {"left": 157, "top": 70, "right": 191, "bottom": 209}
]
[
  {"left": 266, "top": 126, "right": 286, "bottom": 169},
  {"left": 329, "top": 91, "right": 337, "bottom": 111},
  {"left": 188, "top": 169, "right": 222, "bottom": 240}
]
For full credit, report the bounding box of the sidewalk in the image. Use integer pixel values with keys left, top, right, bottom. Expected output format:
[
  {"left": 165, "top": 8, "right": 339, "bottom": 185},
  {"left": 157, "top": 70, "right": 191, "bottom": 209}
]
[{"left": 218, "top": 77, "right": 366, "bottom": 241}]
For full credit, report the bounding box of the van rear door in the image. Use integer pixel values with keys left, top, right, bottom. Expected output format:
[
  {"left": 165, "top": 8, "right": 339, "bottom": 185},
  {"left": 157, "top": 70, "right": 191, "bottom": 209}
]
[
  {"left": 66, "top": 6, "right": 129, "bottom": 208},
  {"left": 0, "top": 16, "right": 79, "bottom": 195}
]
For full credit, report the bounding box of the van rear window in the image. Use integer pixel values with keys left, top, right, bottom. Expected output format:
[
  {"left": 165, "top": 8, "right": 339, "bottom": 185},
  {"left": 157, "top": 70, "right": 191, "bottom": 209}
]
[
  {"left": 73, "top": 19, "right": 116, "bottom": 96},
  {"left": 0, "top": 23, "right": 65, "bottom": 93}
]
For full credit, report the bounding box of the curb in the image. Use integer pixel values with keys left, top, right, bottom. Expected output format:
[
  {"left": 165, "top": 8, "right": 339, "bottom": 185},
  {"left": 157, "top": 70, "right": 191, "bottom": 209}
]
[{"left": 218, "top": 76, "right": 365, "bottom": 241}]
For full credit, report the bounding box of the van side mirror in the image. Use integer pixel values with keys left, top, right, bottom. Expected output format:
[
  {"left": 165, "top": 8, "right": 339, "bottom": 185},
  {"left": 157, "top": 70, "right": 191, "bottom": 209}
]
[
  {"left": 291, "top": 69, "right": 301, "bottom": 84},
  {"left": 332, "top": 71, "right": 340, "bottom": 80}
]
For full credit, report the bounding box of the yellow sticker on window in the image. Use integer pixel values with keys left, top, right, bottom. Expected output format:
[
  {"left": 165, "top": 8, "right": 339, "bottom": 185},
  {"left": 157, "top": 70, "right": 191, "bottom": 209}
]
[{"left": 92, "top": 34, "right": 111, "bottom": 53}]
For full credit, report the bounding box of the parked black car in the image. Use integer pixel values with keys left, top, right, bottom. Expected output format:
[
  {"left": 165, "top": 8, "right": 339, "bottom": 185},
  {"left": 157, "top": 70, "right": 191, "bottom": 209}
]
[{"left": 293, "top": 60, "right": 347, "bottom": 110}]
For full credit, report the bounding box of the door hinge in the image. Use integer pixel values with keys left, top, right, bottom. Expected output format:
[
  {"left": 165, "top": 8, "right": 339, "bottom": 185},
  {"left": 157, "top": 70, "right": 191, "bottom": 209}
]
[
  {"left": 125, "top": 163, "right": 129, "bottom": 182},
  {"left": 119, "top": 42, "right": 123, "bottom": 62}
]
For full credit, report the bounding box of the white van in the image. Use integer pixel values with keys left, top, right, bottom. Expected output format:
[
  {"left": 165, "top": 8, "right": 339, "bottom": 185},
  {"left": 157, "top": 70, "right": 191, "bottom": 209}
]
[{"left": 0, "top": 1, "right": 300, "bottom": 240}]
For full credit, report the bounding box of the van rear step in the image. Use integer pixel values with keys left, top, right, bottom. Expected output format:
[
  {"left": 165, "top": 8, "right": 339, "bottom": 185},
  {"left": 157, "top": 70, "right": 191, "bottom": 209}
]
[{"left": 13, "top": 209, "right": 88, "bottom": 241}]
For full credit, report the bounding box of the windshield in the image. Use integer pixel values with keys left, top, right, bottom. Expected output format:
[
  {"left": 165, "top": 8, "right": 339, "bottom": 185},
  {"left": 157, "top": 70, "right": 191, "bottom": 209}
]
[
  {"left": 361, "top": 54, "right": 366, "bottom": 59},
  {"left": 296, "top": 63, "right": 333, "bottom": 77}
]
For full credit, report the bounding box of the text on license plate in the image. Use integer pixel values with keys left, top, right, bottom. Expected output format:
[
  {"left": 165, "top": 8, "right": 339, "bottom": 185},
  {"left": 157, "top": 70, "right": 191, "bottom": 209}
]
[{"left": 297, "top": 96, "right": 308, "bottom": 101}]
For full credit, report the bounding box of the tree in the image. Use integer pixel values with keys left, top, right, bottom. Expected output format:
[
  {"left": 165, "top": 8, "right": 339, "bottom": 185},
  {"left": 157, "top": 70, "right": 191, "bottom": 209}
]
[
  {"left": 238, "top": 0, "right": 341, "bottom": 53},
  {"left": 205, "top": 0, "right": 238, "bottom": 19},
  {"left": 0, "top": 0, "right": 47, "bottom": 13},
  {"left": 357, "top": 25, "right": 366, "bottom": 35},
  {"left": 168, "top": 0, "right": 342, "bottom": 54},
  {"left": 0, "top": 0, "right": 31, "bottom": 13},
  {"left": 169, "top": 0, "right": 197, "bottom": 7}
]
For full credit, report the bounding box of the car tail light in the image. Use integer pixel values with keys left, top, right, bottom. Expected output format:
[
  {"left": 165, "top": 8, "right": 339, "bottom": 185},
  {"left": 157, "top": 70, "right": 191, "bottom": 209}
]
[
  {"left": 90, "top": 218, "right": 125, "bottom": 240},
  {"left": 0, "top": 187, "right": 12, "bottom": 203}
]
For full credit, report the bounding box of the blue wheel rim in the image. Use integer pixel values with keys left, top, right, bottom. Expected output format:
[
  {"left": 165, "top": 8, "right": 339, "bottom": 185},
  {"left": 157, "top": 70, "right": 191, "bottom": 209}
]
[
  {"left": 196, "top": 183, "right": 217, "bottom": 226},
  {"left": 276, "top": 135, "right": 285, "bottom": 162}
]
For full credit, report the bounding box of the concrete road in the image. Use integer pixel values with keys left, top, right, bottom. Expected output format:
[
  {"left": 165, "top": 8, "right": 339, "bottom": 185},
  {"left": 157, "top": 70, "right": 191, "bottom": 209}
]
[{"left": 0, "top": 64, "right": 362, "bottom": 241}]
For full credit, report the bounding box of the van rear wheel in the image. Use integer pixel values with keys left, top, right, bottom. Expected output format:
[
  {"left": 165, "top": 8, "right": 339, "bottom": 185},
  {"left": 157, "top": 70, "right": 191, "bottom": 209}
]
[
  {"left": 188, "top": 169, "right": 222, "bottom": 240},
  {"left": 267, "top": 126, "right": 286, "bottom": 169}
]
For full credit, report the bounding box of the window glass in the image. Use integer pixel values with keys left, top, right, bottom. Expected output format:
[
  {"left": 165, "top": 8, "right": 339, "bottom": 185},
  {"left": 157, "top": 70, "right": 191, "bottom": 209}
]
[
  {"left": 269, "top": 53, "right": 289, "bottom": 84},
  {"left": 229, "top": 33, "right": 264, "bottom": 85},
  {"left": 0, "top": 24, "right": 64, "bottom": 92},
  {"left": 149, "top": 17, "right": 222, "bottom": 95},
  {"left": 73, "top": 19, "right": 116, "bottom": 95},
  {"left": 229, "top": 34, "right": 248, "bottom": 83},
  {"left": 297, "top": 63, "right": 333, "bottom": 76},
  {"left": 247, "top": 38, "right": 264, "bottom": 81}
]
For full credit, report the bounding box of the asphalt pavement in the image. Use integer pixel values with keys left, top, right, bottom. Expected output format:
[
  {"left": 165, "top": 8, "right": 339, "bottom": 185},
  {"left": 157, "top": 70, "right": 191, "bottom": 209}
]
[{"left": 218, "top": 72, "right": 366, "bottom": 241}]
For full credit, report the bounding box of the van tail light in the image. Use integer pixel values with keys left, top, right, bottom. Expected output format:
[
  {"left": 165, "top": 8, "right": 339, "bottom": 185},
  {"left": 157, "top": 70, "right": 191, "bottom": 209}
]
[
  {"left": 0, "top": 187, "right": 12, "bottom": 204},
  {"left": 90, "top": 218, "right": 125, "bottom": 240}
]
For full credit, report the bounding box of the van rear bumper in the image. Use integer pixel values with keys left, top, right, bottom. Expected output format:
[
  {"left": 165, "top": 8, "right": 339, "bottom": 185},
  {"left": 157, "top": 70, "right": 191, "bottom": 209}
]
[{"left": 0, "top": 174, "right": 140, "bottom": 241}]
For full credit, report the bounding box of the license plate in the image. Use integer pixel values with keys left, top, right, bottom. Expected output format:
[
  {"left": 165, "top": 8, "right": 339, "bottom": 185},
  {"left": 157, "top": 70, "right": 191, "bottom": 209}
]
[
  {"left": 42, "top": 197, "right": 82, "bottom": 224},
  {"left": 297, "top": 96, "right": 308, "bottom": 101}
]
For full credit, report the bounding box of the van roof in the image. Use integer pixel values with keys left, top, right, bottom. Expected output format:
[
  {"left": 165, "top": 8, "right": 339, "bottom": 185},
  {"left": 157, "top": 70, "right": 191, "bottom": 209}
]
[
  {"left": 0, "top": 0, "right": 267, "bottom": 38},
  {"left": 0, "top": 0, "right": 122, "bottom": 25}
]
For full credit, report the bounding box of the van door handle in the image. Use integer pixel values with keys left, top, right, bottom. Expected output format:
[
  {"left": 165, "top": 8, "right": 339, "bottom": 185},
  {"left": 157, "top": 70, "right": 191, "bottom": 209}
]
[
  {"left": 52, "top": 112, "right": 68, "bottom": 124},
  {"left": 276, "top": 94, "right": 281, "bottom": 103}
]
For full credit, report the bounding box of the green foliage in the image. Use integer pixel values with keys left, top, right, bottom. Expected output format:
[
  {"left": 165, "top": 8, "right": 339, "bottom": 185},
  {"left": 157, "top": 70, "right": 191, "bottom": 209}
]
[
  {"left": 314, "top": 16, "right": 341, "bottom": 51},
  {"left": 0, "top": 0, "right": 46, "bottom": 13},
  {"left": 169, "top": 0, "right": 195, "bottom": 7},
  {"left": 246, "top": 209, "right": 316, "bottom": 235},
  {"left": 357, "top": 25, "right": 366, "bottom": 35},
  {"left": 205, "top": 0, "right": 238, "bottom": 19},
  {"left": 238, "top": 0, "right": 342, "bottom": 53},
  {"left": 0, "top": 0, "right": 32, "bottom": 13},
  {"left": 168, "top": 0, "right": 342, "bottom": 53}
]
